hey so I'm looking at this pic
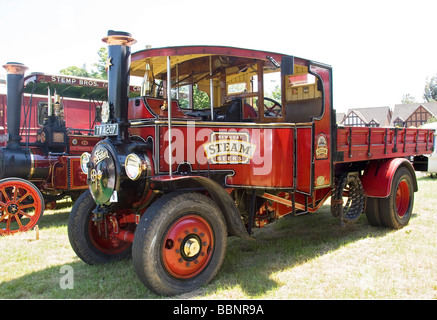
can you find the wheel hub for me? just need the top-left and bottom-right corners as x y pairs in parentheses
(395, 179), (410, 217)
(162, 215), (214, 279)
(183, 237), (201, 258)
(7, 203), (19, 214)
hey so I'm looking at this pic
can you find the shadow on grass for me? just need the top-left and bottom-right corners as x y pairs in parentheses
(38, 204), (72, 229)
(200, 205), (397, 298)
(0, 259), (158, 299)
(2, 202), (401, 299)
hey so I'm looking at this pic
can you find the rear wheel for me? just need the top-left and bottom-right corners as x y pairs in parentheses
(132, 192), (227, 296)
(67, 190), (132, 264)
(0, 178), (44, 235)
(379, 167), (414, 229)
(365, 197), (383, 226)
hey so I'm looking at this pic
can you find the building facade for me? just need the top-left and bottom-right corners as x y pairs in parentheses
(338, 103), (437, 128)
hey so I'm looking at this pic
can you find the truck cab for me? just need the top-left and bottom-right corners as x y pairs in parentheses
(126, 46), (333, 201)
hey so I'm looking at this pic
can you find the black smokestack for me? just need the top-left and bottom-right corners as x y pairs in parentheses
(2, 62), (28, 149)
(102, 30), (136, 140)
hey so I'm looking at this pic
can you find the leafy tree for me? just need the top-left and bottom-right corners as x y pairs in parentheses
(91, 47), (108, 80)
(401, 93), (417, 104)
(424, 75), (437, 102)
(268, 84), (281, 101)
(425, 116), (437, 124)
(178, 85), (210, 109)
(59, 47), (108, 79)
(59, 65), (91, 78)
(193, 86), (210, 109)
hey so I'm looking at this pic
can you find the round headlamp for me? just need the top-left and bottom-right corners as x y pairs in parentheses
(125, 153), (143, 180)
(80, 152), (91, 174)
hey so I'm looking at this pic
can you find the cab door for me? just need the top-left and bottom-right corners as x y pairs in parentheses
(309, 63), (333, 191)
(294, 125), (314, 195)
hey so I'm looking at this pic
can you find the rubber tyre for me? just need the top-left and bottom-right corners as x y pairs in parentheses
(68, 190), (132, 264)
(132, 192), (227, 296)
(379, 167), (414, 229)
(365, 197), (383, 226)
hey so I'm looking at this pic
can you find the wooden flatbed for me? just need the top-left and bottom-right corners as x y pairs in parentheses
(336, 126), (434, 162)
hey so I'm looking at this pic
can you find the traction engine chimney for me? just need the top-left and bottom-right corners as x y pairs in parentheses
(2, 62), (28, 149)
(102, 30), (136, 140)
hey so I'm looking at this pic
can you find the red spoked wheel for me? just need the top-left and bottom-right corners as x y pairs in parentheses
(0, 178), (44, 236)
(162, 215), (214, 279)
(133, 192), (227, 296)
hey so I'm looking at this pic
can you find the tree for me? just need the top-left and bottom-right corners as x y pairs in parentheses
(425, 116), (437, 124)
(59, 65), (91, 78)
(424, 75), (437, 102)
(59, 47), (108, 79)
(401, 93), (417, 104)
(268, 84), (281, 101)
(91, 47), (108, 80)
(177, 85), (210, 109)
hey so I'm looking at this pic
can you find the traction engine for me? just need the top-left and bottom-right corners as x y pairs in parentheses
(0, 63), (100, 235)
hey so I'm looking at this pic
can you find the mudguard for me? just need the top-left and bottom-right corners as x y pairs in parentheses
(150, 175), (252, 240)
(361, 158), (418, 198)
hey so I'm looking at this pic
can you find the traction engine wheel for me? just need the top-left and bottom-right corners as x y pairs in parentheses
(379, 167), (414, 229)
(331, 172), (365, 225)
(67, 190), (132, 264)
(132, 191), (227, 296)
(0, 178), (44, 236)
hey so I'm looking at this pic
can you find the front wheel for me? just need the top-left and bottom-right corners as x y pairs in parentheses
(132, 192), (227, 296)
(67, 190), (132, 264)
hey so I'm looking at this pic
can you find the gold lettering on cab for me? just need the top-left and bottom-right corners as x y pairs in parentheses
(203, 132), (256, 164)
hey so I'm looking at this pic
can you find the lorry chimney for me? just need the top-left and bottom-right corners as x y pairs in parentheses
(102, 30), (136, 140)
(2, 62), (28, 149)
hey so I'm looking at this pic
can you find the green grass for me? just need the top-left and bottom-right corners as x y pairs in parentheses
(1, 173), (437, 299)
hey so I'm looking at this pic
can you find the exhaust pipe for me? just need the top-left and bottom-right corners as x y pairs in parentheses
(0, 62), (34, 180)
(102, 30), (136, 140)
(2, 62), (28, 149)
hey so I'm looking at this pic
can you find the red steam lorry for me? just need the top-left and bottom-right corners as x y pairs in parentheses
(69, 30), (435, 296)
(0, 68), (110, 235)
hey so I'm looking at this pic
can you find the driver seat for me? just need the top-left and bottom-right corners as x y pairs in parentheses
(215, 98), (257, 122)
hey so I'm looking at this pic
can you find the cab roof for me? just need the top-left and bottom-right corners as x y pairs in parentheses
(130, 45), (314, 78)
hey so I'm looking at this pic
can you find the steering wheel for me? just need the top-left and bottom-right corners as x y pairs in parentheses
(263, 97), (282, 117)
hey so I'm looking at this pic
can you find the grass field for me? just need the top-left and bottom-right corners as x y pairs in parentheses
(1, 173), (436, 299)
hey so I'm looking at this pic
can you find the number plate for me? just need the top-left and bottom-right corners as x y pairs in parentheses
(94, 124), (119, 136)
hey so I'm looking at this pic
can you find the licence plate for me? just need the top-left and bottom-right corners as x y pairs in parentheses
(94, 123), (119, 136)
